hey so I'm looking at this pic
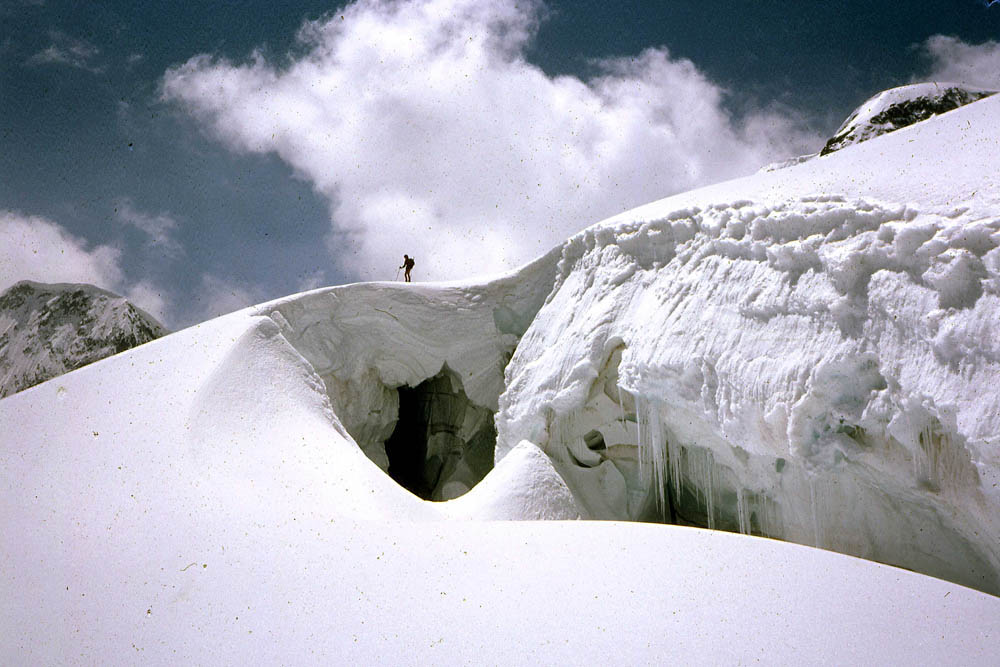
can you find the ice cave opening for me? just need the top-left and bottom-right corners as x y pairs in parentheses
(383, 368), (496, 501)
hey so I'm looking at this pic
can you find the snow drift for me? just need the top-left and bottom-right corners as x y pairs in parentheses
(3, 86), (1000, 661)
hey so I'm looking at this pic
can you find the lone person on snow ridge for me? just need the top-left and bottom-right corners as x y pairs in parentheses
(400, 254), (415, 282)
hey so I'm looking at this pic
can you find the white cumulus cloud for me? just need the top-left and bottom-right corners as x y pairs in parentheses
(162, 0), (820, 282)
(122, 280), (170, 325)
(0, 210), (123, 291)
(186, 274), (261, 324)
(919, 35), (1000, 89)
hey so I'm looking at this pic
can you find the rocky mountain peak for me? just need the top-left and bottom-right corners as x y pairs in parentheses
(0, 281), (167, 398)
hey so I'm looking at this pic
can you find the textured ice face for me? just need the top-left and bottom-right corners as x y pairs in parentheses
(495, 93), (1000, 594)
(497, 195), (1000, 592)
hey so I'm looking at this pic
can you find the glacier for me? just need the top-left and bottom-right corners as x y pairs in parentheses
(498, 90), (1000, 594)
(2, 87), (1000, 662)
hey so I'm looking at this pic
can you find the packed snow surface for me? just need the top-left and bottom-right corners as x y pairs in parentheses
(3, 89), (1000, 661)
(0, 281), (165, 398)
(0, 311), (996, 661)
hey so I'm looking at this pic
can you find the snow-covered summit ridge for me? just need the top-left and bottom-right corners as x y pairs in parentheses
(0, 280), (167, 398)
(760, 82), (995, 172)
(820, 82), (996, 156)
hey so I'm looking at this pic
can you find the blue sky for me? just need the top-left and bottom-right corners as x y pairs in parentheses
(2, 0), (999, 328)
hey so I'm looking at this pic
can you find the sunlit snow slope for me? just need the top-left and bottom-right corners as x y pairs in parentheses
(1, 289), (997, 663)
(2, 89), (1000, 662)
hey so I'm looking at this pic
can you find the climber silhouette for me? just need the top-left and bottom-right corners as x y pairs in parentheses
(399, 254), (415, 282)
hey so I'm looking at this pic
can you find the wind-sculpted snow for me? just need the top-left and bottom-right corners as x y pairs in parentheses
(497, 93), (1000, 594)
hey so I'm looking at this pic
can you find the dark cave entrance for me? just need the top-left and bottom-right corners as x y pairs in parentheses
(383, 369), (496, 501)
(384, 384), (431, 498)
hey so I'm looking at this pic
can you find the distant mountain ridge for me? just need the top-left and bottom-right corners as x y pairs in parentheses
(0, 281), (167, 398)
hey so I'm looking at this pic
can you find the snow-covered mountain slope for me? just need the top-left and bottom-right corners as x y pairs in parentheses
(0, 281), (166, 399)
(0, 307), (996, 663)
(820, 82), (995, 156)
(3, 89), (1000, 661)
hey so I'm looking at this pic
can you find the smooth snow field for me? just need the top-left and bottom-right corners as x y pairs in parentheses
(4, 90), (1000, 663)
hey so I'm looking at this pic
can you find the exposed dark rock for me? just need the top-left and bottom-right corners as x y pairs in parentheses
(820, 85), (995, 156)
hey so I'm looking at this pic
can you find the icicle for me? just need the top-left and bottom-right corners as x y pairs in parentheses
(693, 450), (703, 525)
(705, 450), (715, 530)
(691, 448), (706, 528)
(757, 494), (771, 537)
(634, 394), (646, 486)
(688, 447), (716, 530)
(737, 488), (747, 535)
(630, 394), (671, 520)
(927, 425), (940, 490)
(915, 422), (941, 490)
(668, 437), (682, 504)
(809, 476), (822, 548)
(647, 401), (667, 517)
(737, 488), (758, 536)
(617, 385), (628, 433)
(761, 492), (778, 540)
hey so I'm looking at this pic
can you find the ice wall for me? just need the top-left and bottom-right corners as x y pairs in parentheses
(496, 95), (1000, 594)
